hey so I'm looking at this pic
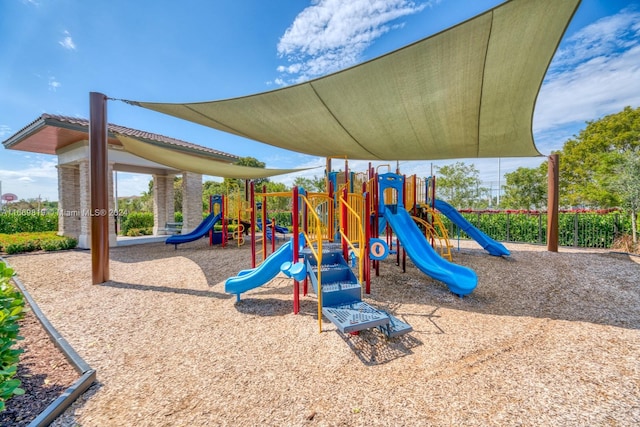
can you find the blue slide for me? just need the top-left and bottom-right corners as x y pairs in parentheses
(165, 212), (221, 247)
(383, 207), (477, 296)
(434, 199), (510, 256)
(257, 219), (289, 241)
(225, 240), (293, 299)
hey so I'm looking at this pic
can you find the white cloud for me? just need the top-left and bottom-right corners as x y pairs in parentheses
(550, 7), (640, 72)
(59, 30), (76, 50)
(267, 4), (640, 186)
(534, 7), (640, 133)
(113, 172), (153, 197)
(276, 0), (433, 84)
(48, 76), (61, 91)
(0, 156), (59, 200)
(0, 125), (11, 138)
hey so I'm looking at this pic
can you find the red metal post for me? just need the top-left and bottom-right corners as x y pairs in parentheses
(262, 185), (267, 256)
(250, 182), (256, 268)
(270, 219), (276, 254)
(292, 186), (300, 314)
(209, 195), (213, 246)
(365, 191), (371, 294)
(342, 187), (348, 260)
(222, 195), (227, 248)
(412, 175), (417, 215)
(90, 92), (109, 285)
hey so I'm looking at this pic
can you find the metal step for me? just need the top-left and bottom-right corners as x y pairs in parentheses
(377, 313), (413, 338)
(322, 301), (390, 334)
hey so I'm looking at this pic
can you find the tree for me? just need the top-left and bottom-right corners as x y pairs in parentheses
(293, 175), (326, 193)
(202, 179), (226, 211)
(501, 163), (547, 210)
(173, 176), (183, 213)
(558, 106), (640, 208)
(609, 150), (640, 244)
(435, 162), (484, 209)
(223, 157), (269, 192)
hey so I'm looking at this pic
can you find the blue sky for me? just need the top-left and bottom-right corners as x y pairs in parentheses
(1, 0), (639, 202)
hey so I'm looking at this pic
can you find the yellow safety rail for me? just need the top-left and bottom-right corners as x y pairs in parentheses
(351, 172), (368, 191)
(405, 175), (427, 209)
(338, 194), (366, 293)
(345, 192), (365, 242)
(382, 186), (397, 205)
(228, 190), (250, 247)
(415, 176), (427, 204)
(305, 192), (334, 241)
(405, 175), (417, 209)
(299, 194), (324, 333)
(411, 215), (453, 261)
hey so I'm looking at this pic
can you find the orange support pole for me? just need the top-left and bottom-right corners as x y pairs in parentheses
(90, 92), (109, 285)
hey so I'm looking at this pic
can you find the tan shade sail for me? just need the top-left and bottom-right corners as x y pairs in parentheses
(132, 0), (580, 161)
(116, 134), (315, 179)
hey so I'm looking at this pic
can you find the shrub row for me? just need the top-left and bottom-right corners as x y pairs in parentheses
(0, 212), (58, 234)
(441, 211), (632, 248)
(119, 212), (154, 236)
(119, 212), (183, 235)
(0, 262), (25, 412)
(0, 233), (78, 255)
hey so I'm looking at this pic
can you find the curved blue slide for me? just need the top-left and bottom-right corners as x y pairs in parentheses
(225, 240), (293, 299)
(383, 208), (477, 296)
(257, 219), (289, 241)
(165, 212), (221, 247)
(434, 199), (510, 257)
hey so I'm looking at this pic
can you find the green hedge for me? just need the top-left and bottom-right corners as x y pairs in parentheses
(441, 210), (632, 249)
(120, 212), (154, 235)
(0, 212), (58, 234)
(0, 232), (77, 254)
(0, 262), (25, 412)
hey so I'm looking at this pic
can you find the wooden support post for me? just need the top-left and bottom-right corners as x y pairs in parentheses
(90, 92), (109, 284)
(547, 154), (559, 252)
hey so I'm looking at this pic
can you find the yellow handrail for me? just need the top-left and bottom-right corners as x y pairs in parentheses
(411, 210), (453, 261)
(305, 192), (334, 241)
(338, 194), (365, 294)
(299, 194), (324, 333)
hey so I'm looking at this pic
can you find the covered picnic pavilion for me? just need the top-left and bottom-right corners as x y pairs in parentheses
(2, 114), (303, 248)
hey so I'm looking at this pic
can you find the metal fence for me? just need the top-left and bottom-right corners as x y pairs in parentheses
(440, 210), (632, 249)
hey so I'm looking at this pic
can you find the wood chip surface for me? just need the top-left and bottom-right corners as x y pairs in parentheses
(5, 239), (640, 426)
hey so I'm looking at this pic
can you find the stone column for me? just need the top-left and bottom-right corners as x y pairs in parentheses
(77, 159), (91, 249)
(57, 163), (81, 239)
(181, 172), (202, 234)
(153, 174), (175, 235)
(107, 162), (117, 247)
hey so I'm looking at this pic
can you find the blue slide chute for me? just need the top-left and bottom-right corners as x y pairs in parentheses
(434, 199), (510, 256)
(165, 212), (221, 247)
(225, 240), (293, 299)
(257, 218), (289, 241)
(383, 207), (477, 296)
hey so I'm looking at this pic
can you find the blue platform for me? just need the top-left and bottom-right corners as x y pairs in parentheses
(303, 243), (412, 337)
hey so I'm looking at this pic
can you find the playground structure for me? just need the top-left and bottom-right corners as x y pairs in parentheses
(225, 163), (510, 335)
(165, 195), (230, 249)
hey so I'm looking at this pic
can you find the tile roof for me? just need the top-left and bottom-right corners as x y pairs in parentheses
(3, 113), (240, 162)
